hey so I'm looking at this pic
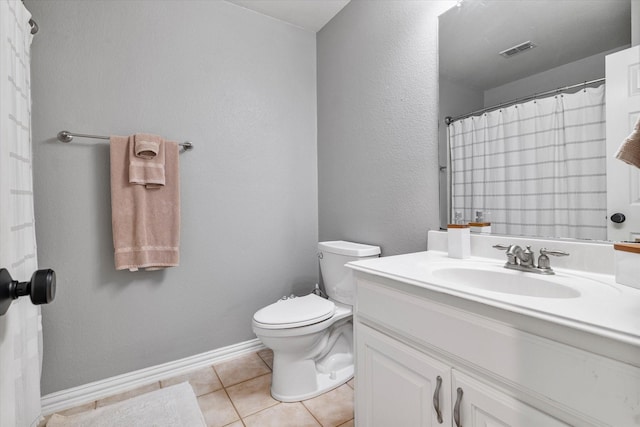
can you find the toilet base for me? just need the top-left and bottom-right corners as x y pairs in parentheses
(271, 364), (353, 402)
(266, 317), (354, 402)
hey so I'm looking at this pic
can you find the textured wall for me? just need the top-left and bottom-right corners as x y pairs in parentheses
(633, 0), (640, 46)
(26, 0), (318, 394)
(317, 0), (454, 256)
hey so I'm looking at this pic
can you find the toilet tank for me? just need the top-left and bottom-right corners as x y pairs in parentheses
(318, 241), (380, 305)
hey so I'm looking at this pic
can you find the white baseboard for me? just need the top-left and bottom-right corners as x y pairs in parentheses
(41, 338), (265, 415)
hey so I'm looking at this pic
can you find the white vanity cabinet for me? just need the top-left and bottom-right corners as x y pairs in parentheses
(357, 324), (567, 427)
(450, 371), (568, 427)
(356, 323), (452, 426)
(352, 271), (640, 427)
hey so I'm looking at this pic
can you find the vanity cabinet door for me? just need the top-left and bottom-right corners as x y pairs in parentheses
(451, 371), (570, 427)
(356, 323), (451, 427)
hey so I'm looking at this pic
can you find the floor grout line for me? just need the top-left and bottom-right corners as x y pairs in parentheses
(217, 366), (278, 425)
(300, 400), (325, 427)
(220, 385), (243, 427)
(223, 371), (272, 391)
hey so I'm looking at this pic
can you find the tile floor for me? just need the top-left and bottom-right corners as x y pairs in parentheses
(42, 348), (355, 427)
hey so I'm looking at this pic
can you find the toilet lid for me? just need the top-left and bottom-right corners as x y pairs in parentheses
(253, 294), (336, 329)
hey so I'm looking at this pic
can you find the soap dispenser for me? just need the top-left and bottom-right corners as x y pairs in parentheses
(469, 210), (492, 234)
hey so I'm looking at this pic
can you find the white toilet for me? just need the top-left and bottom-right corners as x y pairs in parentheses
(252, 240), (380, 402)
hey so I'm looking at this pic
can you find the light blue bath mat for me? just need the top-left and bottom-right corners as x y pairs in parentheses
(46, 382), (206, 427)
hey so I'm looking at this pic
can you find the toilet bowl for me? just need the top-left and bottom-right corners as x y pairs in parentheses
(252, 240), (380, 402)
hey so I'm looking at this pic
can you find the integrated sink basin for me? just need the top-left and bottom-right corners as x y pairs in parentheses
(431, 266), (582, 298)
(347, 245), (636, 365)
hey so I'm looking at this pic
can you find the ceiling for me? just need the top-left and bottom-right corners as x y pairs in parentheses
(226, 0), (351, 32)
(439, 0), (631, 90)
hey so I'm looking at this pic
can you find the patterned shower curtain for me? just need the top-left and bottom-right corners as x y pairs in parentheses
(0, 1), (42, 425)
(449, 85), (607, 240)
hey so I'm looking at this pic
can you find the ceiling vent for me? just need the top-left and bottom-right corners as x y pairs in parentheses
(499, 41), (536, 58)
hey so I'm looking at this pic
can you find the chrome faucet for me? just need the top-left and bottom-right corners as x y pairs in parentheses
(493, 244), (569, 275)
(536, 248), (570, 273)
(507, 245), (534, 267)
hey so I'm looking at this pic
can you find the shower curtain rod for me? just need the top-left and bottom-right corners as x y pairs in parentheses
(56, 131), (194, 151)
(444, 77), (605, 125)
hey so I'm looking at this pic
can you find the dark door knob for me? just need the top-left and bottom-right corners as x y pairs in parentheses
(611, 213), (626, 224)
(0, 268), (56, 316)
(28, 269), (56, 305)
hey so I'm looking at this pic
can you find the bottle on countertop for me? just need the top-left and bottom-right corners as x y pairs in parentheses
(448, 211), (470, 259)
(469, 210), (491, 234)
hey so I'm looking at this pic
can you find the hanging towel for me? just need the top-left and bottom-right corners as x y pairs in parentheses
(129, 133), (165, 188)
(615, 115), (640, 169)
(134, 133), (161, 159)
(110, 135), (180, 271)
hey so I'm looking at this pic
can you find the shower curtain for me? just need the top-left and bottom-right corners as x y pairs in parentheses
(0, 1), (42, 426)
(449, 85), (606, 240)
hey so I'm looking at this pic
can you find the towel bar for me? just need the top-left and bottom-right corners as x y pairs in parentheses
(57, 130), (194, 151)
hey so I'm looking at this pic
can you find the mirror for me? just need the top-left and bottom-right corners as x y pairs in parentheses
(438, 0), (633, 241)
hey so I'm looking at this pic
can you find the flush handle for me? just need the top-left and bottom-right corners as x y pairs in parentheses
(454, 387), (463, 427)
(432, 375), (443, 424)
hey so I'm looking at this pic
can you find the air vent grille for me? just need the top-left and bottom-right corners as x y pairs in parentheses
(499, 41), (536, 58)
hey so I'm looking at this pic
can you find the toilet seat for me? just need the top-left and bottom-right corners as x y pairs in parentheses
(253, 294), (336, 329)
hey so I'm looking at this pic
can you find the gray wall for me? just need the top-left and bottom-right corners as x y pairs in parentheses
(484, 47), (627, 107)
(26, 0), (318, 395)
(633, 0), (640, 46)
(317, 0), (453, 256)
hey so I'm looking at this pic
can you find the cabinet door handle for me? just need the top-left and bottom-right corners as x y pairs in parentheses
(432, 375), (443, 424)
(454, 387), (463, 427)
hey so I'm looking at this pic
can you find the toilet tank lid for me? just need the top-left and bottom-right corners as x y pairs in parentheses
(318, 241), (381, 257)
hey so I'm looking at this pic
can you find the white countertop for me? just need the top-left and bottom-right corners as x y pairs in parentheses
(347, 250), (640, 350)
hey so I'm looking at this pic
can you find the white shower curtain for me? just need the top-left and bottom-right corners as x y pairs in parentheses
(0, 1), (43, 426)
(450, 85), (606, 240)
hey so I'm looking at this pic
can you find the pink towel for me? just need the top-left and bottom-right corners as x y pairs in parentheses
(616, 115), (640, 169)
(110, 135), (180, 271)
(129, 133), (165, 189)
(134, 133), (160, 159)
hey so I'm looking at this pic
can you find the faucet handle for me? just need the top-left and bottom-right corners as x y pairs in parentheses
(493, 244), (518, 265)
(537, 248), (570, 271)
(492, 244), (511, 251)
(540, 248), (570, 257)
